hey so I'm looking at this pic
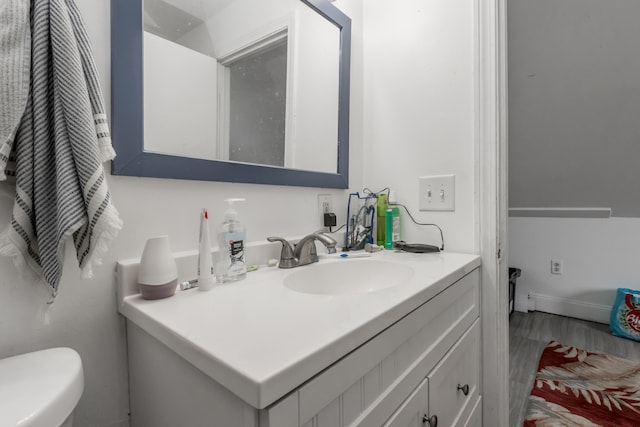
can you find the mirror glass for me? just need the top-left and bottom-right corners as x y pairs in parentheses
(111, 0), (351, 188)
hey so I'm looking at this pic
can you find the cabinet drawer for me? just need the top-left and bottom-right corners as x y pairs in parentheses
(427, 320), (480, 427)
(383, 378), (429, 427)
(463, 396), (482, 427)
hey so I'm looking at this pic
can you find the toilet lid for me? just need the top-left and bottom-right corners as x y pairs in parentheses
(0, 347), (84, 427)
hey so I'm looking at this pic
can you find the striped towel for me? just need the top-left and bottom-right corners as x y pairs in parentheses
(0, 0), (122, 298)
(0, 0), (30, 180)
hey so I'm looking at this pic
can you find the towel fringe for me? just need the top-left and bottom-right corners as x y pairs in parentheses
(0, 227), (58, 307)
(98, 143), (116, 163)
(37, 289), (56, 325)
(38, 302), (53, 325)
(80, 206), (123, 280)
(0, 227), (35, 280)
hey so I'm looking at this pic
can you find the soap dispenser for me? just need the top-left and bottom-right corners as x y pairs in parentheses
(216, 198), (247, 283)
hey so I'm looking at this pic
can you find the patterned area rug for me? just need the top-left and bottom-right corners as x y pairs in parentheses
(524, 341), (640, 426)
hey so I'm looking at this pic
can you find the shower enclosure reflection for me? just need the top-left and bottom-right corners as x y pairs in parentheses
(142, 0), (339, 173)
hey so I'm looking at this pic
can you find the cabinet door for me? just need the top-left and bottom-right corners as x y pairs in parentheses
(383, 378), (429, 427)
(427, 321), (480, 427)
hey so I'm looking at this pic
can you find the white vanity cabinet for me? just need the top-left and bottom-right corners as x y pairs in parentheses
(262, 268), (481, 427)
(120, 253), (481, 427)
(382, 322), (480, 427)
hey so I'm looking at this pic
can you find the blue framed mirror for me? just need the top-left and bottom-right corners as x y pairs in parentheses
(110, 0), (350, 188)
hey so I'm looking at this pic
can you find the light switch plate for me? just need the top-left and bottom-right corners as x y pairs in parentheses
(418, 175), (455, 211)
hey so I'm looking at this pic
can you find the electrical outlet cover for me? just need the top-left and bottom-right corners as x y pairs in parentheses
(551, 259), (563, 275)
(317, 194), (333, 227)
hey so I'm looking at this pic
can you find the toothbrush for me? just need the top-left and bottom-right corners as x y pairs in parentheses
(339, 253), (372, 258)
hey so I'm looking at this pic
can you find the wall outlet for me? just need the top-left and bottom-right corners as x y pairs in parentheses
(551, 259), (563, 275)
(318, 194), (333, 226)
(418, 175), (455, 211)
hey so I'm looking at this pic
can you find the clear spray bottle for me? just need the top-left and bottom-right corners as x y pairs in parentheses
(216, 198), (246, 283)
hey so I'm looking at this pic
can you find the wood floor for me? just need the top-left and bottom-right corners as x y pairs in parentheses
(508, 310), (640, 426)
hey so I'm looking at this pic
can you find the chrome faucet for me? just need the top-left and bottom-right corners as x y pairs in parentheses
(295, 233), (338, 265)
(267, 233), (337, 268)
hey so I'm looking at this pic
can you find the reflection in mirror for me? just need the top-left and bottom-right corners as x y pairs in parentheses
(141, 0), (339, 173)
(111, 0), (350, 188)
(227, 37), (288, 166)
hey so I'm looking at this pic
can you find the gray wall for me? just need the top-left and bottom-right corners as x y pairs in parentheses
(508, 0), (640, 217)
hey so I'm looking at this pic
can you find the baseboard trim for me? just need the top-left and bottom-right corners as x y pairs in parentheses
(530, 293), (611, 324)
(514, 294), (530, 313)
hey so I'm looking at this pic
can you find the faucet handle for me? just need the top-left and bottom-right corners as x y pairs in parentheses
(267, 237), (297, 269)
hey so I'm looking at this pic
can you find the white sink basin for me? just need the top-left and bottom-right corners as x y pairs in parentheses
(283, 259), (415, 295)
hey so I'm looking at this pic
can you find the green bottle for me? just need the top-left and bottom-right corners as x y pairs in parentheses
(385, 207), (400, 249)
(376, 194), (387, 246)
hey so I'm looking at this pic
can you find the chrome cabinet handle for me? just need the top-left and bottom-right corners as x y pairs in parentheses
(422, 414), (438, 426)
(457, 383), (470, 396)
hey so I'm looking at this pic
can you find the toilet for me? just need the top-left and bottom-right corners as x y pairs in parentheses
(0, 347), (84, 427)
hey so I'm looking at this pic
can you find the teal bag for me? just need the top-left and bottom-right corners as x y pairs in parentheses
(610, 288), (640, 342)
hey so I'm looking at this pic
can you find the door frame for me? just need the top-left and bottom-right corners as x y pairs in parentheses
(476, 0), (509, 425)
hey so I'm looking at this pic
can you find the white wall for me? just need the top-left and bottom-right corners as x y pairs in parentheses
(0, 1), (363, 426)
(362, 0), (477, 253)
(509, 217), (640, 324)
(509, 0), (640, 217)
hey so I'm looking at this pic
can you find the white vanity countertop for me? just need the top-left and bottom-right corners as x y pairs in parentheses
(119, 250), (480, 409)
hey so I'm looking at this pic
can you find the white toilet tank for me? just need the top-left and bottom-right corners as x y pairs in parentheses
(0, 347), (84, 427)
